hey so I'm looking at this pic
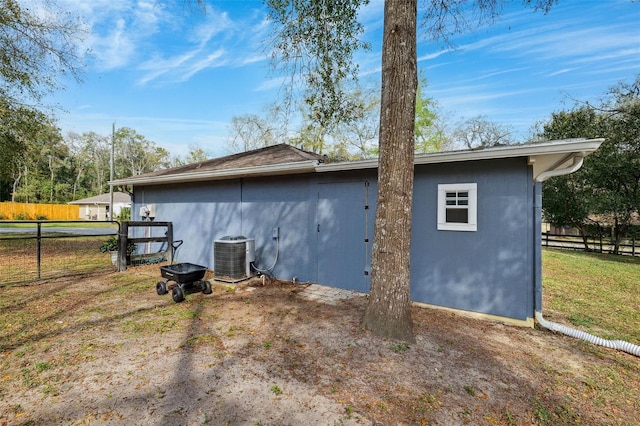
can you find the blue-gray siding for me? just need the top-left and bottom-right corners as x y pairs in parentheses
(132, 157), (535, 321)
(411, 159), (534, 320)
(316, 173), (377, 293)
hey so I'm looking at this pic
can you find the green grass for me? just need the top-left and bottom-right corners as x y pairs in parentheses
(542, 248), (640, 344)
(0, 236), (115, 285)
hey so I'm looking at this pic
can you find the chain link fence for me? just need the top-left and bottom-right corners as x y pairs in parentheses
(0, 221), (119, 286)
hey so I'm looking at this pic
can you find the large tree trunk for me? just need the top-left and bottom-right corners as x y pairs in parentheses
(361, 0), (417, 343)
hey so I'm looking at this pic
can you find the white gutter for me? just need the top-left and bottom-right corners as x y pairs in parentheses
(415, 139), (602, 166)
(534, 150), (640, 357)
(317, 138), (604, 173)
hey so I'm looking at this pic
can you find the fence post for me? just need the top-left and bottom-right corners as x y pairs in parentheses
(118, 221), (128, 272)
(36, 222), (42, 280)
(167, 222), (174, 263)
(599, 234), (603, 253)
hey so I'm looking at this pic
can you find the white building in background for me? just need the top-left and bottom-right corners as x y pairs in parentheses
(68, 192), (131, 220)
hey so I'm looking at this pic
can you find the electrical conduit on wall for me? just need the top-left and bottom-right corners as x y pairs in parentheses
(535, 154), (640, 357)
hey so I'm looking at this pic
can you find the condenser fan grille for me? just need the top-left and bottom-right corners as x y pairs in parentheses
(213, 237), (255, 282)
(214, 241), (246, 278)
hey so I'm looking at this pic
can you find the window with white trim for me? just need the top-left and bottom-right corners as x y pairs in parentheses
(437, 183), (477, 231)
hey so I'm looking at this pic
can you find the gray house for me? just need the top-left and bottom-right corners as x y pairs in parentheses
(111, 139), (603, 326)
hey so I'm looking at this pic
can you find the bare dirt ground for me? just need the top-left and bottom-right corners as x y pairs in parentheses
(0, 264), (638, 425)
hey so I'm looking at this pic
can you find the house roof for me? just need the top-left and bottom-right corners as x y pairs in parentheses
(589, 212), (640, 227)
(68, 191), (131, 205)
(130, 144), (325, 179)
(109, 139), (604, 187)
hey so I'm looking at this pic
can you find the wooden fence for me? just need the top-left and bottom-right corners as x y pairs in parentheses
(542, 232), (638, 257)
(0, 202), (78, 220)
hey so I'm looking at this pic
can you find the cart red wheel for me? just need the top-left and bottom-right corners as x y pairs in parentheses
(202, 280), (212, 295)
(156, 281), (167, 295)
(172, 286), (185, 303)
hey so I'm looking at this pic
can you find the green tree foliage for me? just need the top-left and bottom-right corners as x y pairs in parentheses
(1, 0), (84, 201)
(542, 174), (595, 250)
(0, 102), (64, 202)
(227, 72), (443, 160)
(1, 124), (170, 203)
(414, 72), (444, 153)
(537, 108), (600, 247)
(539, 76), (640, 253)
(182, 144), (210, 163)
(265, 0), (370, 130)
(114, 127), (171, 177)
(11, 123), (71, 203)
(0, 100), (34, 199)
(170, 144), (214, 166)
(226, 87), (382, 159)
(291, 117), (328, 154)
(331, 86), (380, 159)
(0, 0), (84, 108)
(66, 131), (111, 198)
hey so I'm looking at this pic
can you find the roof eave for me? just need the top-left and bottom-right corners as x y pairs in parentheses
(315, 138), (604, 173)
(416, 138), (604, 165)
(109, 160), (319, 187)
(110, 138), (604, 186)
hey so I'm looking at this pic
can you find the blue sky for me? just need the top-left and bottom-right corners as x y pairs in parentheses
(44, 0), (639, 158)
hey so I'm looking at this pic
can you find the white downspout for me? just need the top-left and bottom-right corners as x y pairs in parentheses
(535, 154), (640, 357)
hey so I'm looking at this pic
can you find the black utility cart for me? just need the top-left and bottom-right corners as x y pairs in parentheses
(156, 263), (212, 303)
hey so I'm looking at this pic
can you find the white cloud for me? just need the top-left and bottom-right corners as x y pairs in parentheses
(91, 18), (136, 70)
(178, 49), (228, 82)
(239, 53), (268, 66)
(418, 49), (454, 63)
(358, 0), (385, 34)
(137, 51), (199, 85)
(436, 85), (539, 106)
(54, 0), (173, 71)
(255, 76), (287, 92)
(122, 6), (269, 85)
(189, 11), (233, 45)
(547, 68), (577, 77)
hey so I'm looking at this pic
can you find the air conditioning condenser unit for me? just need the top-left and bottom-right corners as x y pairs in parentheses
(213, 236), (255, 283)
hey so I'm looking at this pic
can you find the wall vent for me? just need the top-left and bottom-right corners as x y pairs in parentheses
(213, 236), (255, 283)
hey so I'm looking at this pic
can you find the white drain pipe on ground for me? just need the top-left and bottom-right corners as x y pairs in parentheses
(535, 153), (640, 357)
(534, 312), (640, 356)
